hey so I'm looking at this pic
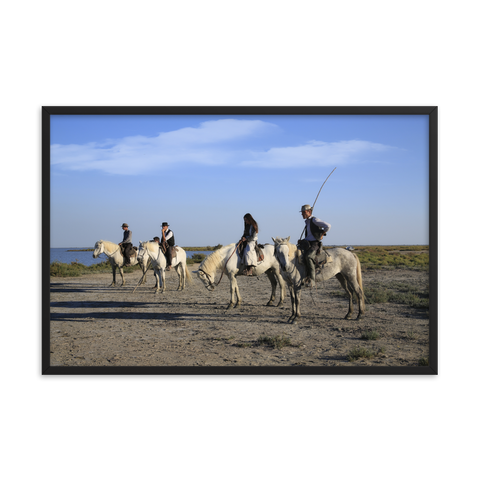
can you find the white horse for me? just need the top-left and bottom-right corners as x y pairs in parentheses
(93, 239), (145, 287)
(195, 243), (285, 310)
(137, 241), (191, 293)
(272, 236), (365, 324)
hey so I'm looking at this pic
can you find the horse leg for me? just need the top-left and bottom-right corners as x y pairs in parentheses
(227, 275), (242, 309)
(265, 268), (277, 306)
(348, 277), (365, 320)
(175, 264), (183, 291)
(226, 277), (235, 310)
(336, 273), (354, 319)
(289, 287), (301, 324)
(119, 267), (125, 287)
(153, 269), (160, 291)
(110, 264), (116, 286)
(141, 264), (147, 284)
(275, 269), (285, 307)
(160, 269), (166, 293)
(287, 285), (296, 323)
(154, 269), (165, 294)
(234, 276), (242, 308)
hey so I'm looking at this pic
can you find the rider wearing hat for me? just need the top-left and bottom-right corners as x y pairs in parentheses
(161, 222), (175, 270)
(298, 205), (331, 288)
(119, 223), (134, 267)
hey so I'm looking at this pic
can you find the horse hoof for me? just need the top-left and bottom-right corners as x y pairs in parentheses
(276, 301), (284, 307)
(266, 301), (274, 307)
(226, 304), (233, 310)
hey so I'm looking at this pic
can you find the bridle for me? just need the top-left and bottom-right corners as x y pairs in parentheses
(274, 243), (295, 274)
(198, 268), (216, 289)
(139, 242), (161, 266)
(96, 242), (121, 259)
(199, 242), (241, 288)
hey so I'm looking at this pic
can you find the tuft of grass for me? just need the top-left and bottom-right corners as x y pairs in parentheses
(418, 357), (429, 366)
(257, 335), (292, 349)
(361, 329), (380, 341)
(347, 346), (385, 362)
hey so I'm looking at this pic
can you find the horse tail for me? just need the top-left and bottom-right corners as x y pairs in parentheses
(353, 253), (364, 292)
(185, 263), (192, 283)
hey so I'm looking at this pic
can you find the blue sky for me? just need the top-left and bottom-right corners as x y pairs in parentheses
(50, 114), (429, 248)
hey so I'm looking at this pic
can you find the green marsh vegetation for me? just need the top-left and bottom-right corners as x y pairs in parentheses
(50, 260), (140, 277)
(335, 245), (429, 270)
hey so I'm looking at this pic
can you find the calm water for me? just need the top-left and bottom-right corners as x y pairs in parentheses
(50, 248), (211, 266)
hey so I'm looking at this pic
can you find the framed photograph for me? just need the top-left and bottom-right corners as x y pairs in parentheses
(43, 106), (437, 375)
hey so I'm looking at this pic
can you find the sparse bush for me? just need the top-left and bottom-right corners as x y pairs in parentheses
(419, 357), (429, 366)
(257, 335), (292, 349)
(347, 346), (385, 362)
(186, 253), (207, 265)
(50, 260), (135, 277)
(361, 329), (380, 341)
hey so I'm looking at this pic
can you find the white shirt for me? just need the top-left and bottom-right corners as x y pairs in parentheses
(305, 216), (331, 241)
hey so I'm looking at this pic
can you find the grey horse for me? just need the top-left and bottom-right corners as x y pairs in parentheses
(272, 236), (365, 324)
(195, 243), (285, 310)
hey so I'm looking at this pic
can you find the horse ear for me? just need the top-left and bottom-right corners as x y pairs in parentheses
(287, 236), (290, 243)
(271, 237), (276, 243)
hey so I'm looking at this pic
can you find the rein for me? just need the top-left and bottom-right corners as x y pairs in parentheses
(215, 242), (241, 286)
(198, 268), (216, 289)
(200, 243), (240, 288)
(99, 243), (121, 258)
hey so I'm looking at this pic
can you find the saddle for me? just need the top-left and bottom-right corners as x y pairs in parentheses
(120, 244), (137, 257)
(298, 242), (332, 267)
(160, 242), (177, 259)
(256, 243), (265, 262)
(314, 247), (332, 268)
(238, 241), (264, 262)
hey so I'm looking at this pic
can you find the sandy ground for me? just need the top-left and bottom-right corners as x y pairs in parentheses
(49, 263), (430, 370)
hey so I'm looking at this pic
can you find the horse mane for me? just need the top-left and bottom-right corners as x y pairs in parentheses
(143, 241), (158, 254)
(198, 243), (236, 275)
(98, 240), (118, 248)
(273, 237), (301, 262)
(285, 241), (300, 262)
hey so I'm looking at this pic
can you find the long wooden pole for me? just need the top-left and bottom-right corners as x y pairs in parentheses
(299, 167), (336, 242)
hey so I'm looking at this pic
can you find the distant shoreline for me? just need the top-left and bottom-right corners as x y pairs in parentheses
(66, 246), (222, 252)
(64, 244), (428, 252)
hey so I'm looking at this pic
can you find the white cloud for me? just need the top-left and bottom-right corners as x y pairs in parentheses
(240, 140), (394, 168)
(51, 119), (278, 175)
(51, 120), (394, 175)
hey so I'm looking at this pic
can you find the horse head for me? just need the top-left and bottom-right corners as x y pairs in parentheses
(196, 268), (216, 291)
(272, 236), (294, 273)
(93, 240), (104, 258)
(137, 241), (150, 266)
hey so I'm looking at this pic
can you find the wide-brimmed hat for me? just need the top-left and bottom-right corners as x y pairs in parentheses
(161, 222), (169, 227)
(121, 223), (129, 228)
(300, 205), (312, 212)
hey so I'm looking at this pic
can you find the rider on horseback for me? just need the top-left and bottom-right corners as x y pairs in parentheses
(119, 223), (134, 267)
(161, 222), (175, 271)
(297, 205), (331, 288)
(240, 213), (259, 276)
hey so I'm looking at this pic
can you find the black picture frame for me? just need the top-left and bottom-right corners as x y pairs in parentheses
(40, 104), (439, 375)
